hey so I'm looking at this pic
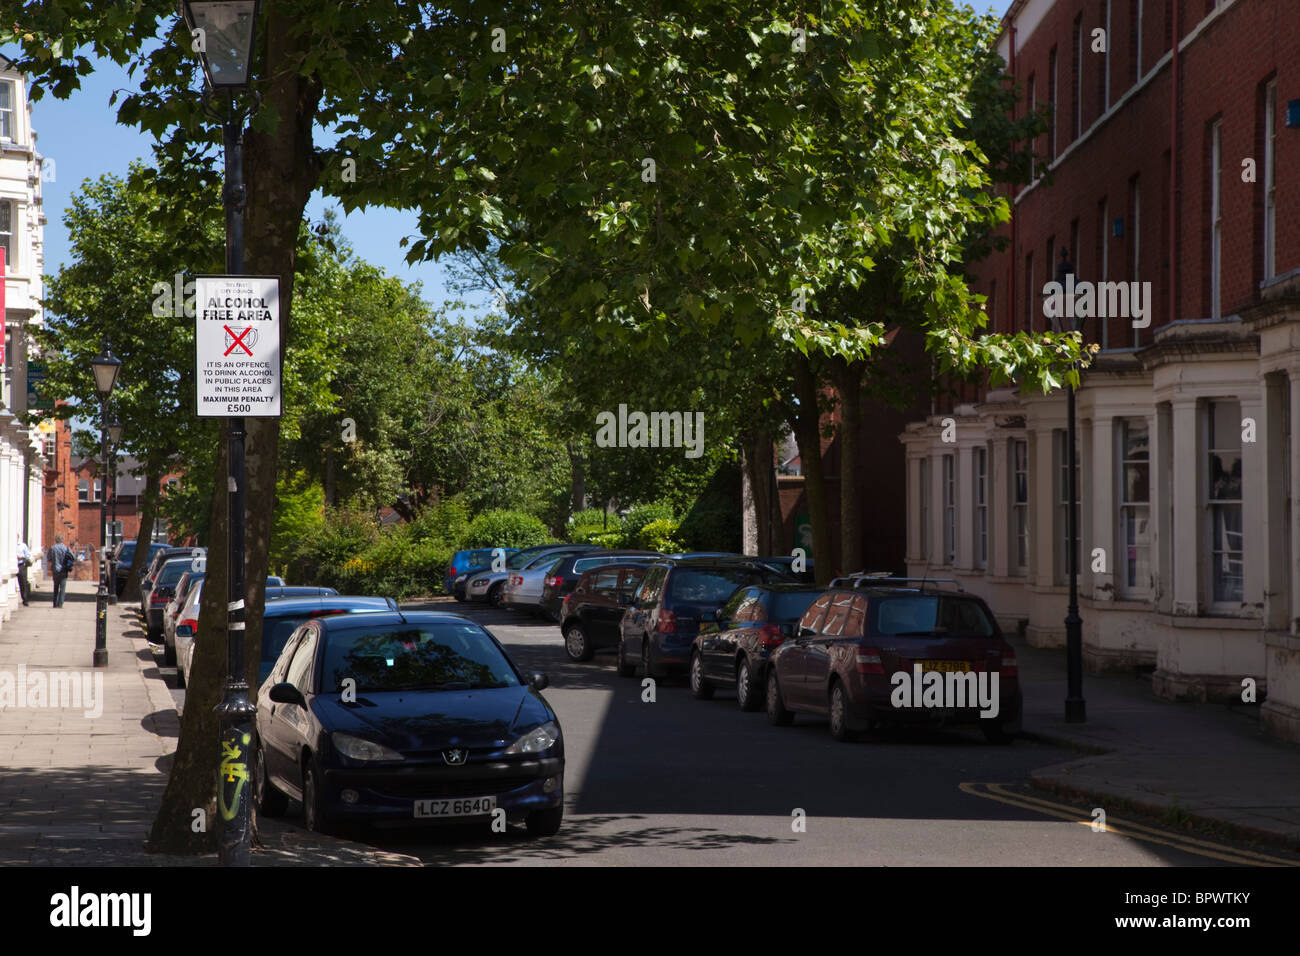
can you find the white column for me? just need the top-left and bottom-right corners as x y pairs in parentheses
(1091, 416), (1116, 601)
(991, 437), (1011, 578)
(1171, 399), (1200, 615)
(0, 439), (12, 621)
(1241, 389), (1267, 616)
(1291, 377), (1300, 633)
(1032, 427), (1054, 587)
(956, 443), (974, 571)
(1151, 402), (1173, 613)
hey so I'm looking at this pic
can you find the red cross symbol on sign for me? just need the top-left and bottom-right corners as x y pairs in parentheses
(223, 325), (255, 356)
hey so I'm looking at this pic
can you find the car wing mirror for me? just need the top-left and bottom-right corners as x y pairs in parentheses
(799, 626), (817, 640)
(268, 682), (306, 706)
(530, 672), (550, 691)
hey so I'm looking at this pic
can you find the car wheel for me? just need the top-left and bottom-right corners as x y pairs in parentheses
(526, 804), (564, 838)
(453, 591), (467, 603)
(176, 657), (187, 689)
(564, 623), (594, 662)
(766, 670), (794, 726)
(616, 640), (636, 678)
(254, 742), (288, 818)
(302, 759), (334, 834)
(689, 652), (714, 699)
(488, 584), (505, 609)
(736, 657), (763, 712)
(828, 681), (852, 742)
(981, 721), (1014, 745)
(642, 641), (659, 679)
(162, 638), (176, 666)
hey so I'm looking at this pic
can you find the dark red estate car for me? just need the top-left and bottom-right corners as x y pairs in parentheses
(765, 584), (1022, 744)
(558, 563), (652, 662)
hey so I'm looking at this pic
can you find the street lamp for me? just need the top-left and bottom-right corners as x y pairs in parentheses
(1052, 248), (1087, 723)
(107, 416), (122, 606)
(90, 343), (120, 668)
(181, 0), (260, 868)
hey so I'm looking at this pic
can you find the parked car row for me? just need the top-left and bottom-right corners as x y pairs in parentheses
(555, 559), (1023, 745)
(137, 545), (567, 839)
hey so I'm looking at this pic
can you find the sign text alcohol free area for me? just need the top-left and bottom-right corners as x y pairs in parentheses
(194, 274), (282, 418)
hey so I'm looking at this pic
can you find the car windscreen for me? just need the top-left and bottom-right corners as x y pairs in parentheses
(506, 550), (541, 569)
(467, 549), (496, 567)
(770, 590), (823, 621)
(871, 596), (996, 637)
(319, 623), (522, 693)
(157, 563), (192, 586)
(263, 616), (309, 662)
(668, 568), (769, 604)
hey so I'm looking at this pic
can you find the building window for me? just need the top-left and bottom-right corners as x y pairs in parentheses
(1025, 252), (1034, 333)
(1210, 119), (1222, 319)
(1013, 439), (1029, 572)
(1205, 400), (1243, 605)
(107, 520), (123, 547)
(1134, 0), (1144, 81)
(1102, 0), (1112, 110)
(1130, 176), (1141, 346)
(1118, 419), (1151, 597)
(1055, 430), (1080, 585)
(919, 458), (929, 561)
(1098, 197), (1109, 348)
(92, 478), (102, 502)
(974, 446), (988, 569)
(1027, 73), (1036, 181)
(1264, 81), (1276, 282)
(78, 479), (89, 502)
(1048, 47), (1058, 160)
(1073, 15), (1083, 138)
(943, 454), (956, 565)
(0, 80), (13, 141)
(151, 518), (170, 544)
(0, 200), (12, 270)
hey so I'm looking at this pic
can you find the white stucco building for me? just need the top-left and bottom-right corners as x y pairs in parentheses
(0, 56), (49, 616)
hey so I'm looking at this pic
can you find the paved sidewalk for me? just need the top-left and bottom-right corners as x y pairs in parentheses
(0, 579), (417, 865)
(1016, 635), (1300, 850)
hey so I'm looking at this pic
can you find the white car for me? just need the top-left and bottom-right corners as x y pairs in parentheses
(175, 580), (204, 688)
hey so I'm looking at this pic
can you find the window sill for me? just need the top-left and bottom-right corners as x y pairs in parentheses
(1154, 611), (1262, 629)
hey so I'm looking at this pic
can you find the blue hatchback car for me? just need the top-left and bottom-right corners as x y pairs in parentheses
(444, 548), (516, 600)
(253, 610), (564, 837)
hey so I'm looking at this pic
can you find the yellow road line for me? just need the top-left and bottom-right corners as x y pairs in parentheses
(958, 781), (1298, 867)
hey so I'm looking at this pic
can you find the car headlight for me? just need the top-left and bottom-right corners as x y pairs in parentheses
(332, 732), (405, 762)
(504, 721), (559, 754)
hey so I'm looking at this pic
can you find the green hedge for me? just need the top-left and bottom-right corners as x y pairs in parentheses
(463, 509), (551, 549)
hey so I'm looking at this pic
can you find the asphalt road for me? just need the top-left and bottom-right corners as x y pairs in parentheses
(157, 600), (1285, 866)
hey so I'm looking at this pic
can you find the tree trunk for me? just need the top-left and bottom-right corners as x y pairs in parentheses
(123, 465), (162, 602)
(568, 443), (585, 516)
(832, 357), (865, 576)
(790, 356), (833, 585)
(147, 4), (324, 854)
(742, 430), (778, 555)
(147, 440), (227, 853)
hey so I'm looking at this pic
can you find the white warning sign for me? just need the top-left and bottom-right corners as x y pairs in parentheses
(194, 274), (282, 418)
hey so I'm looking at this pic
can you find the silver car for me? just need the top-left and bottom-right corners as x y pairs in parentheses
(466, 546), (597, 607)
(502, 555), (566, 613)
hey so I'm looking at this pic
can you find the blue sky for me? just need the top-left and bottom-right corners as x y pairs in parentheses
(19, 0), (1014, 310)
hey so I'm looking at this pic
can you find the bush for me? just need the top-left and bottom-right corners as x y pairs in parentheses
(589, 530), (628, 549)
(409, 496), (471, 546)
(568, 508), (613, 528)
(464, 509), (551, 549)
(621, 501), (677, 541)
(635, 517), (685, 553)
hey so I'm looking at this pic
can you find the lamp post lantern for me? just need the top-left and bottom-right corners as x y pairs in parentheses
(1053, 248), (1087, 723)
(181, 0), (260, 867)
(90, 343), (120, 668)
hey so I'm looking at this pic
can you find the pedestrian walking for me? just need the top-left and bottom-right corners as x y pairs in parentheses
(48, 535), (75, 608)
(16, 537), (32, 606)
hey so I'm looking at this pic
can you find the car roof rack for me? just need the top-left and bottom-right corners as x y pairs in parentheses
(829, 574), (966, 593)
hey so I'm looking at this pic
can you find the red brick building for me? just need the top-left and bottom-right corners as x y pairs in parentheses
(42, 417), (183, 580)
(900, 0), (1300, 742)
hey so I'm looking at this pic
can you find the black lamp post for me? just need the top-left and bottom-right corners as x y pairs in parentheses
(1052, 248), (1087, 723)
(90, 343), (121, 668)
(181, 0), (259, 867)
(107, 416), (122, 605)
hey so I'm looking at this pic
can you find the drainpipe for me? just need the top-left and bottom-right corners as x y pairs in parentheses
(1169, 0), (1180, 327)
(1010, 23), (1018, 335)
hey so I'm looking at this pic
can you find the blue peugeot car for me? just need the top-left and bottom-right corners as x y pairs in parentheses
(253, 610), (564, 837)
(444, 548), (516, 600)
